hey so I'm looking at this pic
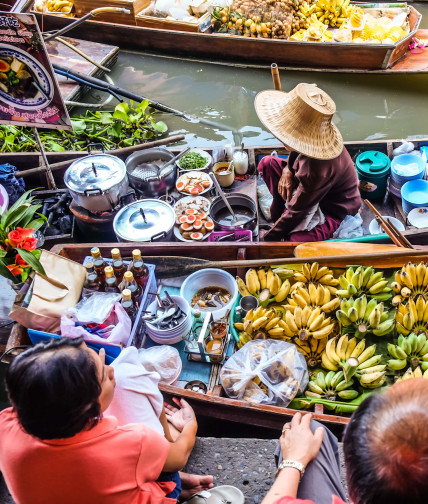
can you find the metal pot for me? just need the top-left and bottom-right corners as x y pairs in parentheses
(209, 193), (257, 233)
(64, 149), (129, 213)
(125, 148), (177, 197)
(113, 199), (175, 242)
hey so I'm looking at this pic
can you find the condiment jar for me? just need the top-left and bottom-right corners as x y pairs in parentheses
(232, 151), (249, 175)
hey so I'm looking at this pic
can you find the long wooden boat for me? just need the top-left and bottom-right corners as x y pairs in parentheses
(12, 0), (427, 73)
(6, 137), (428, 247)
(1, 242), (423, 436)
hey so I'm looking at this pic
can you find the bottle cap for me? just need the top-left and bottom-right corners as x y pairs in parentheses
(194, 310), (201, 318)
(111, 248), (121, 259)
(124, 271), (134, 282)
(104, 266), (114, 277)
(85, 261), (94, 271)
(122, 289), (132, 301)
(132, 249), (142, 260)
(90, 247), (100, 258)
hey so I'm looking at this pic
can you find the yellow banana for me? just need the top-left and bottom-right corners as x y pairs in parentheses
(236, 276), (250, 297)
(245, 268), (260, 295)
(274, 280), (290, 303)
(257, 268), (267, 290)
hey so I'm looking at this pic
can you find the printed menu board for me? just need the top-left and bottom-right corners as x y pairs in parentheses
(0, 12), (71, 129)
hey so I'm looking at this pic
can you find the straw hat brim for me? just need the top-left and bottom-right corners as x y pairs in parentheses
(255, 90), (343, 160)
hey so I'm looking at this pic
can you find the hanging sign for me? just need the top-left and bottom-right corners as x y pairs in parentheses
(0, 12), (71, 129)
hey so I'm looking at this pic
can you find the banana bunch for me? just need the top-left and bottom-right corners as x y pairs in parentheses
(387, 333), (428, 372)
(391, 262), (428, 305)
(282, 305), (336, 341)
(395, 296), (428, 336)
(234, 306), (287, 347)
(322, 334), (387, 388)
(306, 370), (359, 401)
(337, 266), (392, 301)
(313, 0), (350, 28)
(336, 295), (394, 338)
(396, 366), (428, 382)
(293, 263), (339, 295)
(283, 283), (340, 315)
(294, 337), (327, 368)
(236, 267), (294, 305)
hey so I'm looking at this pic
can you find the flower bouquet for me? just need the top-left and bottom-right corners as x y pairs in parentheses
(0, 190), (46, 284)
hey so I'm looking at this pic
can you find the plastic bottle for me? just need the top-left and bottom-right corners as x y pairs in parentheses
(104, 266), (120, 293)
(121, 271), (141, 301)
(90, 247), (107, 281)
(111, 248), (126, 283)
(82, 262), (101, 297)
(130, 249), (149, 289)
(121, 289), (137, 321)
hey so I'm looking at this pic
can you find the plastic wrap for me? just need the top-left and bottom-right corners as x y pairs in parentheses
(220, 339), (308, 406)
(138, 346), (182, 384)
(332, 213), (363, 239)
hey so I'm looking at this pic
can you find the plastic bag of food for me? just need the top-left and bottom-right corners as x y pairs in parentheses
(138, 346), (182, 384)
(220, 339), (308, 406)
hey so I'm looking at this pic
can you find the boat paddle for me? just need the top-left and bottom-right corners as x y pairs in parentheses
(52, 63), (238, 132)
(131, 247), (428, 278)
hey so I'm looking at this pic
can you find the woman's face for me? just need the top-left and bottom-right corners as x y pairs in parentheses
(85, 345), (116, 413)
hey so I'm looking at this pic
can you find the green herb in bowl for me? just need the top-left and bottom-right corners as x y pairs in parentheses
(179, 151), (209, 170)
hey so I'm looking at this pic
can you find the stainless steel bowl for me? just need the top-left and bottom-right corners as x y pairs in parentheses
(209, 193), (257, 233)
(125, 148), (176, 197)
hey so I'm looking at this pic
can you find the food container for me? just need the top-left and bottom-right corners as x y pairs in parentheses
(145, 295), (191, 344)
(177, 149), (212, 172)
(113, 199), (175, 242)
(391, 154), (425, 188)
(125, 148), (176, 198)
(401, 179), (428, 215)
(209, 193), (257, 233)
(232, 151), (249, 175)
(212, 162), (235, 188)
(65, 151), (129, 213)
(180, 268), (238, 319)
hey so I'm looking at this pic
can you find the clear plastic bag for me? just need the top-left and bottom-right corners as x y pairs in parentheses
(220, 339), (308, 406)
(138, 346), (182, 384)
(332, 213), (363, 239)
(67, 292), (121, 324)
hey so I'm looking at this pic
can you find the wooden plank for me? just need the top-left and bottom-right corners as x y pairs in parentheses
(45, 37), (119, 102)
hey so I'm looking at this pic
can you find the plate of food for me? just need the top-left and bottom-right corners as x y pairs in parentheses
(174, 198), (215, 242)
(176, 149), (212, 172)
(0, 44), (54, 109)
(176, 171), (212, 195)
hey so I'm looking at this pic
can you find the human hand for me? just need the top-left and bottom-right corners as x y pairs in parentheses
(164, 398), (197, 432)
(278, 167), (294, 202)
(280, 413), (324, 467)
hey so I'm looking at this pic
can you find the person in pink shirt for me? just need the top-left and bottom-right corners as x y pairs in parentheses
(0, 336), (213, 504)
(262, 379), (428, 504)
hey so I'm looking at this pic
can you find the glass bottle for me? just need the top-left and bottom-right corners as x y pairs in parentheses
(91, 247), (106, 281)
(121, 271), (141, 301)
(121, 289), (137, 320)
(111, 248), (126, 283)
(104, 266), (120, 293)
(82, 262), (101, 297)
(185, 310), (204, 351)
(130, 249), (149, 289)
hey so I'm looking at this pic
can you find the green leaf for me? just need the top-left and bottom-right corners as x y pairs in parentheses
(152, 121), (168, 133)
(0, 249), (7, 258)
(100, 112), (113, 125)
(71, 119), (87, 134)
(46, 142), (65, 152)
(0, 259), (19, 283)
(113, 102), (130, 123)
(27, 217), (46, 232)
(2, 205), (31, 232)
(16, 249), (46, 276)
(20, 267), (30, 283)
(123, 138), (134, 147)
(19, 204), (43, 228)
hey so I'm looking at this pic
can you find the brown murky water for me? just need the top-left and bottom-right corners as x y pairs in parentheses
(89, 3), (428, 147)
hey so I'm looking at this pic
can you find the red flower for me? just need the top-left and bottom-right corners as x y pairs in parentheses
(7, 230), (24, 248)
(15, 254), (29, 267)
(16, 227), (34, 239)
(7, 264), (24, 276)
(22, 237), (37, 251)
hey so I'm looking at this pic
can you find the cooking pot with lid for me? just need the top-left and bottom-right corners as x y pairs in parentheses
(64, 144), (129, 213)
(113, 199), (175, 242)
(209, 193), (257, 233)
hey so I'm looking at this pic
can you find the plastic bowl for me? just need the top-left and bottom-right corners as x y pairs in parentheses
(391, 154), (425, 187)
(177, 149), (212, 172)
(369, 216), (405, 235)
(401, 179), (428, 215)
(180, 268), (238, 319)
(145, 295), (191, 343)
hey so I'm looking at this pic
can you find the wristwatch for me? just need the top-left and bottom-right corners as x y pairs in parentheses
(275, 459), (306, 480)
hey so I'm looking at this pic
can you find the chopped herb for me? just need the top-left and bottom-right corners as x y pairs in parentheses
(179, 151), (208, 170)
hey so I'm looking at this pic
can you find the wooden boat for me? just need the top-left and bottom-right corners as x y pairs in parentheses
(12, 0), (427, 73)
(6, 136), (428, 247)
(3, 242), (427, 436)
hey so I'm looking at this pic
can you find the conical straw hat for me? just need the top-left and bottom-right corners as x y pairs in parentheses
(254, 83), (343, 160)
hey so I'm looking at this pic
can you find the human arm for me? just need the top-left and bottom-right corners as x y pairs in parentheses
(262, 413), (324, 504)
(159, 407), (174, 442)
(264, 158), (333, 241)
(162, 399), (198, 472)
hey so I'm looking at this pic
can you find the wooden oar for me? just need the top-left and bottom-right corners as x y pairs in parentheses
(140, 248), (428, 277)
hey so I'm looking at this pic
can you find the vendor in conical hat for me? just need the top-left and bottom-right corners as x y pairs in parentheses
(255, 83), (361, 242)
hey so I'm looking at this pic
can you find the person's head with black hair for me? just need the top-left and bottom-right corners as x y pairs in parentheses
(343, 378), (428, 504)
(5, 336), (115, 440)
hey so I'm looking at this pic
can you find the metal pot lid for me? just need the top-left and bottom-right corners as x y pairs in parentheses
(113, 199), (175, 241)
(65, 154), (126, 193)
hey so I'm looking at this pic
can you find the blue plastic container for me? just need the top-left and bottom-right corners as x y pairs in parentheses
(391, 154), (425, 188)
(401, 179), (428, 215)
